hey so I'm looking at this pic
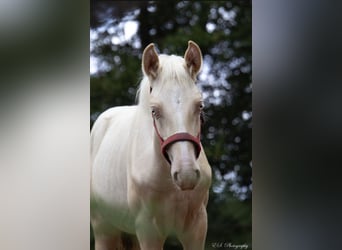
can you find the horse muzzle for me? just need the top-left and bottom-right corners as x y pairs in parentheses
(166, 140), (202, 190)
(172, 165), (200, 190)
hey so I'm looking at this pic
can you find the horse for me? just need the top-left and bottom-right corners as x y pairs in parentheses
(90, 41), (212, 250)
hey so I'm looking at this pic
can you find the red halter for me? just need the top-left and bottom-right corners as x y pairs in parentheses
(153, 116), (201, 164)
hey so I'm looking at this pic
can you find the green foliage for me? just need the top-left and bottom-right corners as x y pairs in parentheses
(91, 1), (251, 248)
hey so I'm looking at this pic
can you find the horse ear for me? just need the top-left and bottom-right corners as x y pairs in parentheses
(184, 40), (203, 79)
(142, 43), (159, 79)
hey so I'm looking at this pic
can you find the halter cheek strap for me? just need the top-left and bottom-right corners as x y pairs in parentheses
(153, 117), (201, 164)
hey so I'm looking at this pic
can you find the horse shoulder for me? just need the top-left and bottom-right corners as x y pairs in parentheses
(91, 106), (137, 199)
(91, 106), (137, 156)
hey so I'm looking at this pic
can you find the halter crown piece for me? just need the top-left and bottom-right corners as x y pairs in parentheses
(152, 115), (201, 165)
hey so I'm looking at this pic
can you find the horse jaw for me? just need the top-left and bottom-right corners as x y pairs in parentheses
(167, 141), (201, 190)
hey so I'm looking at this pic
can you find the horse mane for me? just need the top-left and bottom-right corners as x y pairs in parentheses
(136, 54), (195, 111)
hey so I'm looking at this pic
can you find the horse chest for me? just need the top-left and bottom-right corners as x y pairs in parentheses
(150, 189), (205, 233)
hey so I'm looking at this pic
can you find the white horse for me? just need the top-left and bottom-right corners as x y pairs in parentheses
(91, 41), (212, 250)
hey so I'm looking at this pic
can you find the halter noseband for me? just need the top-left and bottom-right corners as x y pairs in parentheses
(152, 116), (201, 165)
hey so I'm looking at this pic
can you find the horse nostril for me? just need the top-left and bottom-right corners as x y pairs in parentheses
(173, 172), (179, 182)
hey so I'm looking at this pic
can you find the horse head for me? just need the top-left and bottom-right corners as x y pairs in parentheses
(142, 41), (204, 190)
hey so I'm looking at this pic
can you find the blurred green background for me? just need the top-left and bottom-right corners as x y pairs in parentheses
(90, 1), (251, 249)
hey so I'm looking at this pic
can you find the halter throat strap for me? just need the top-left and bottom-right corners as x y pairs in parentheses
(153, 117), (201, 164)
